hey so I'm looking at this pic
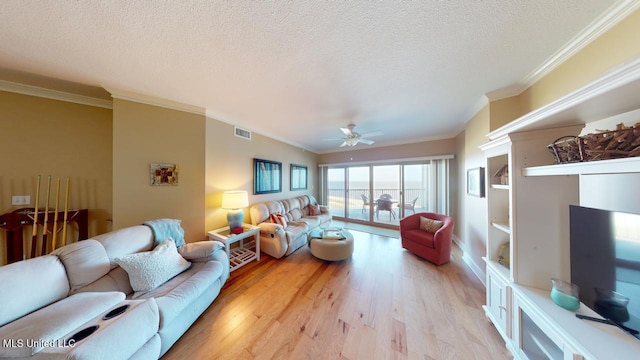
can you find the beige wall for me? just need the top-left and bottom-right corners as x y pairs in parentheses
(0, 91), (112, 263)
(112, 99), (206, 241)
(489, 97), (526, 132)
(519, 9), (640, 114)
(205, 118), (319, 231)
(458, 105), (490, 274)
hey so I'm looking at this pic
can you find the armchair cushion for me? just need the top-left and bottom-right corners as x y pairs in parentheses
(419, 216), (443, 233)
(403, 229), (435, 248)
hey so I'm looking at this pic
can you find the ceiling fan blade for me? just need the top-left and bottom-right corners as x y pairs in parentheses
(339, 141), (348, 147)
(340, 127), (352, 136)
(359, 131), (383, 138)
(359, 138), (375, 145)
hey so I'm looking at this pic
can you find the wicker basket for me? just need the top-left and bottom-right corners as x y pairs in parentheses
(547, 136), (583, 164)
(547, 123), (640, 163)
(579, 123), (640, 161)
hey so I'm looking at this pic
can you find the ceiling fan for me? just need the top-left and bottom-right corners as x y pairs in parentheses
(324, 124), (383, 147)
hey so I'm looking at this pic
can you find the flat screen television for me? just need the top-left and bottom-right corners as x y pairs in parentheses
(570, 205), (640, 335)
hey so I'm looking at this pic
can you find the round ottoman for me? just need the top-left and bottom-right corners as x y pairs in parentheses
(309, 230), (354, 261)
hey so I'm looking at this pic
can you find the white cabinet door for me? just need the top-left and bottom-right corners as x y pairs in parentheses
(485, 264), (511, 342)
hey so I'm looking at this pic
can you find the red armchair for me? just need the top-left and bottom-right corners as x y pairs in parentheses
(400, 212), (455, 265)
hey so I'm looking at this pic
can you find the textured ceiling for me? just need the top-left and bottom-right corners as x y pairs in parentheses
(0, 0), (629, 153)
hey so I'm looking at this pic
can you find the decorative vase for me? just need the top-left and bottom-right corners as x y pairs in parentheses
(550, 278), (580, 311)
(227, 209), (244, 233)
(594, 288), (630, 323)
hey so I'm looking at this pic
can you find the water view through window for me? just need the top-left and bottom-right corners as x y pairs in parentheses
(323, 159), (449, 227)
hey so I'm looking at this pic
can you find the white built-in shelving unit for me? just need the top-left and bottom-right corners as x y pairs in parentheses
(480, 56), (640, 359)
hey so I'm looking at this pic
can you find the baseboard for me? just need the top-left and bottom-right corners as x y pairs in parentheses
(454, 235), (486, 287)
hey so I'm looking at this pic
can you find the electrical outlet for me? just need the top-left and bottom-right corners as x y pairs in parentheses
(11, 195), (31, 205)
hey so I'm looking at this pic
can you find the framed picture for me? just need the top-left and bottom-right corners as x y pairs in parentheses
(254, 158), (282, 194)
(150, 163), (178, 186)
(290, 164), (308, 191)
(467, 167), (485, 197)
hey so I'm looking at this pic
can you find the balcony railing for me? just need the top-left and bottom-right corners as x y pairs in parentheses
(327, 188), (425, 213)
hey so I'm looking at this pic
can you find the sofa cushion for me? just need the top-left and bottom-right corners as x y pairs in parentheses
(72, 266), (134, 296)
(0, 291), (125, 357)
(36, 298), (160, 360)
(0, 255), (70, 327)
(284, 223), (308, 244)
(136, 261), (223, 330)
(115, 238), (191, 298)
(93, 225), (154, 268)
(179, 241), (224, 260)
(283, 198), (303, 221)
(295, 216), (321, 229)
(52, 239), (111, 292)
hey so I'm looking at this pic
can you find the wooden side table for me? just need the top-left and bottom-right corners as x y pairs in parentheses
(208, 224), (260, 272)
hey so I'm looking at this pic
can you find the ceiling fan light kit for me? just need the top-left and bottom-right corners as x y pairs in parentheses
(327, 123), (383, 148)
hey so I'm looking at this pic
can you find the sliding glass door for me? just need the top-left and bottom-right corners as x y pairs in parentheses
(372, 165), (400, 225)
(400, 163), (429, 219)
(347, 167), (370, 221)
(321, 158), (450, 228)
(327, 168), (346, 218)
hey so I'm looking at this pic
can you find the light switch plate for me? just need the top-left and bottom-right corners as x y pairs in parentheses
(11, 195), (30, 205)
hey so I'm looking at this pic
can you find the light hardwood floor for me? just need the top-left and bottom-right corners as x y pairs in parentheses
(162, 229), (512, 360)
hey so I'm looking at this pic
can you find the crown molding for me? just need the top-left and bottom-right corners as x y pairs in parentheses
(0, 80), (113, 109)
(463, 94), (489, 122)
(487, 0), (640, 101)
(106, 87), (206, 115)
(487, 55), (640, 140)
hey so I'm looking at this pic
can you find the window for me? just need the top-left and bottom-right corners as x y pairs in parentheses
(319, 157), (451, 227)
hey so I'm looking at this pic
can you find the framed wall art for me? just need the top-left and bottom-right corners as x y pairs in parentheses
(467, 167), (485, 197)
(150, 163), (178, 186)
(254, 158), (282, 194)
(290, 164), (308, 191)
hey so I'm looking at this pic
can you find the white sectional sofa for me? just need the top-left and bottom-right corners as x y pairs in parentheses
(249, 195), (331, 258)
(0, 223), (229, 360)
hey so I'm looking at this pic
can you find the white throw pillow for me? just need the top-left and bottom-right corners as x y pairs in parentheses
(115, 238), (191, 297)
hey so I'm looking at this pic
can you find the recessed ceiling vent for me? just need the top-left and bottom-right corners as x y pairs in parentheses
(234, 126), (251, 140)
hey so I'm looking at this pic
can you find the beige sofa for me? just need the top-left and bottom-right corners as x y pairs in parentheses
(0, 223), (229, 360)
(249, 195), (332, 258)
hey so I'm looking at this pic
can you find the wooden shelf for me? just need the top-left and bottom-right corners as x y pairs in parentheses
(491, 184), (510, 190)
(485, 258), (510, 280)
(523, 157), (640, 176)
(491, 222), (511, 234)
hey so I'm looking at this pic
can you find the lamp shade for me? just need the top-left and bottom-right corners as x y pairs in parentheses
(222, 190), (249, 210)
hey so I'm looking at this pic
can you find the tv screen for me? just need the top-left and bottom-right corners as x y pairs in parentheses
(570, 205), (640, 334)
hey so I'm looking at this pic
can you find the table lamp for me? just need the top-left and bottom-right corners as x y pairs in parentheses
(222, 190), (249, 234)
